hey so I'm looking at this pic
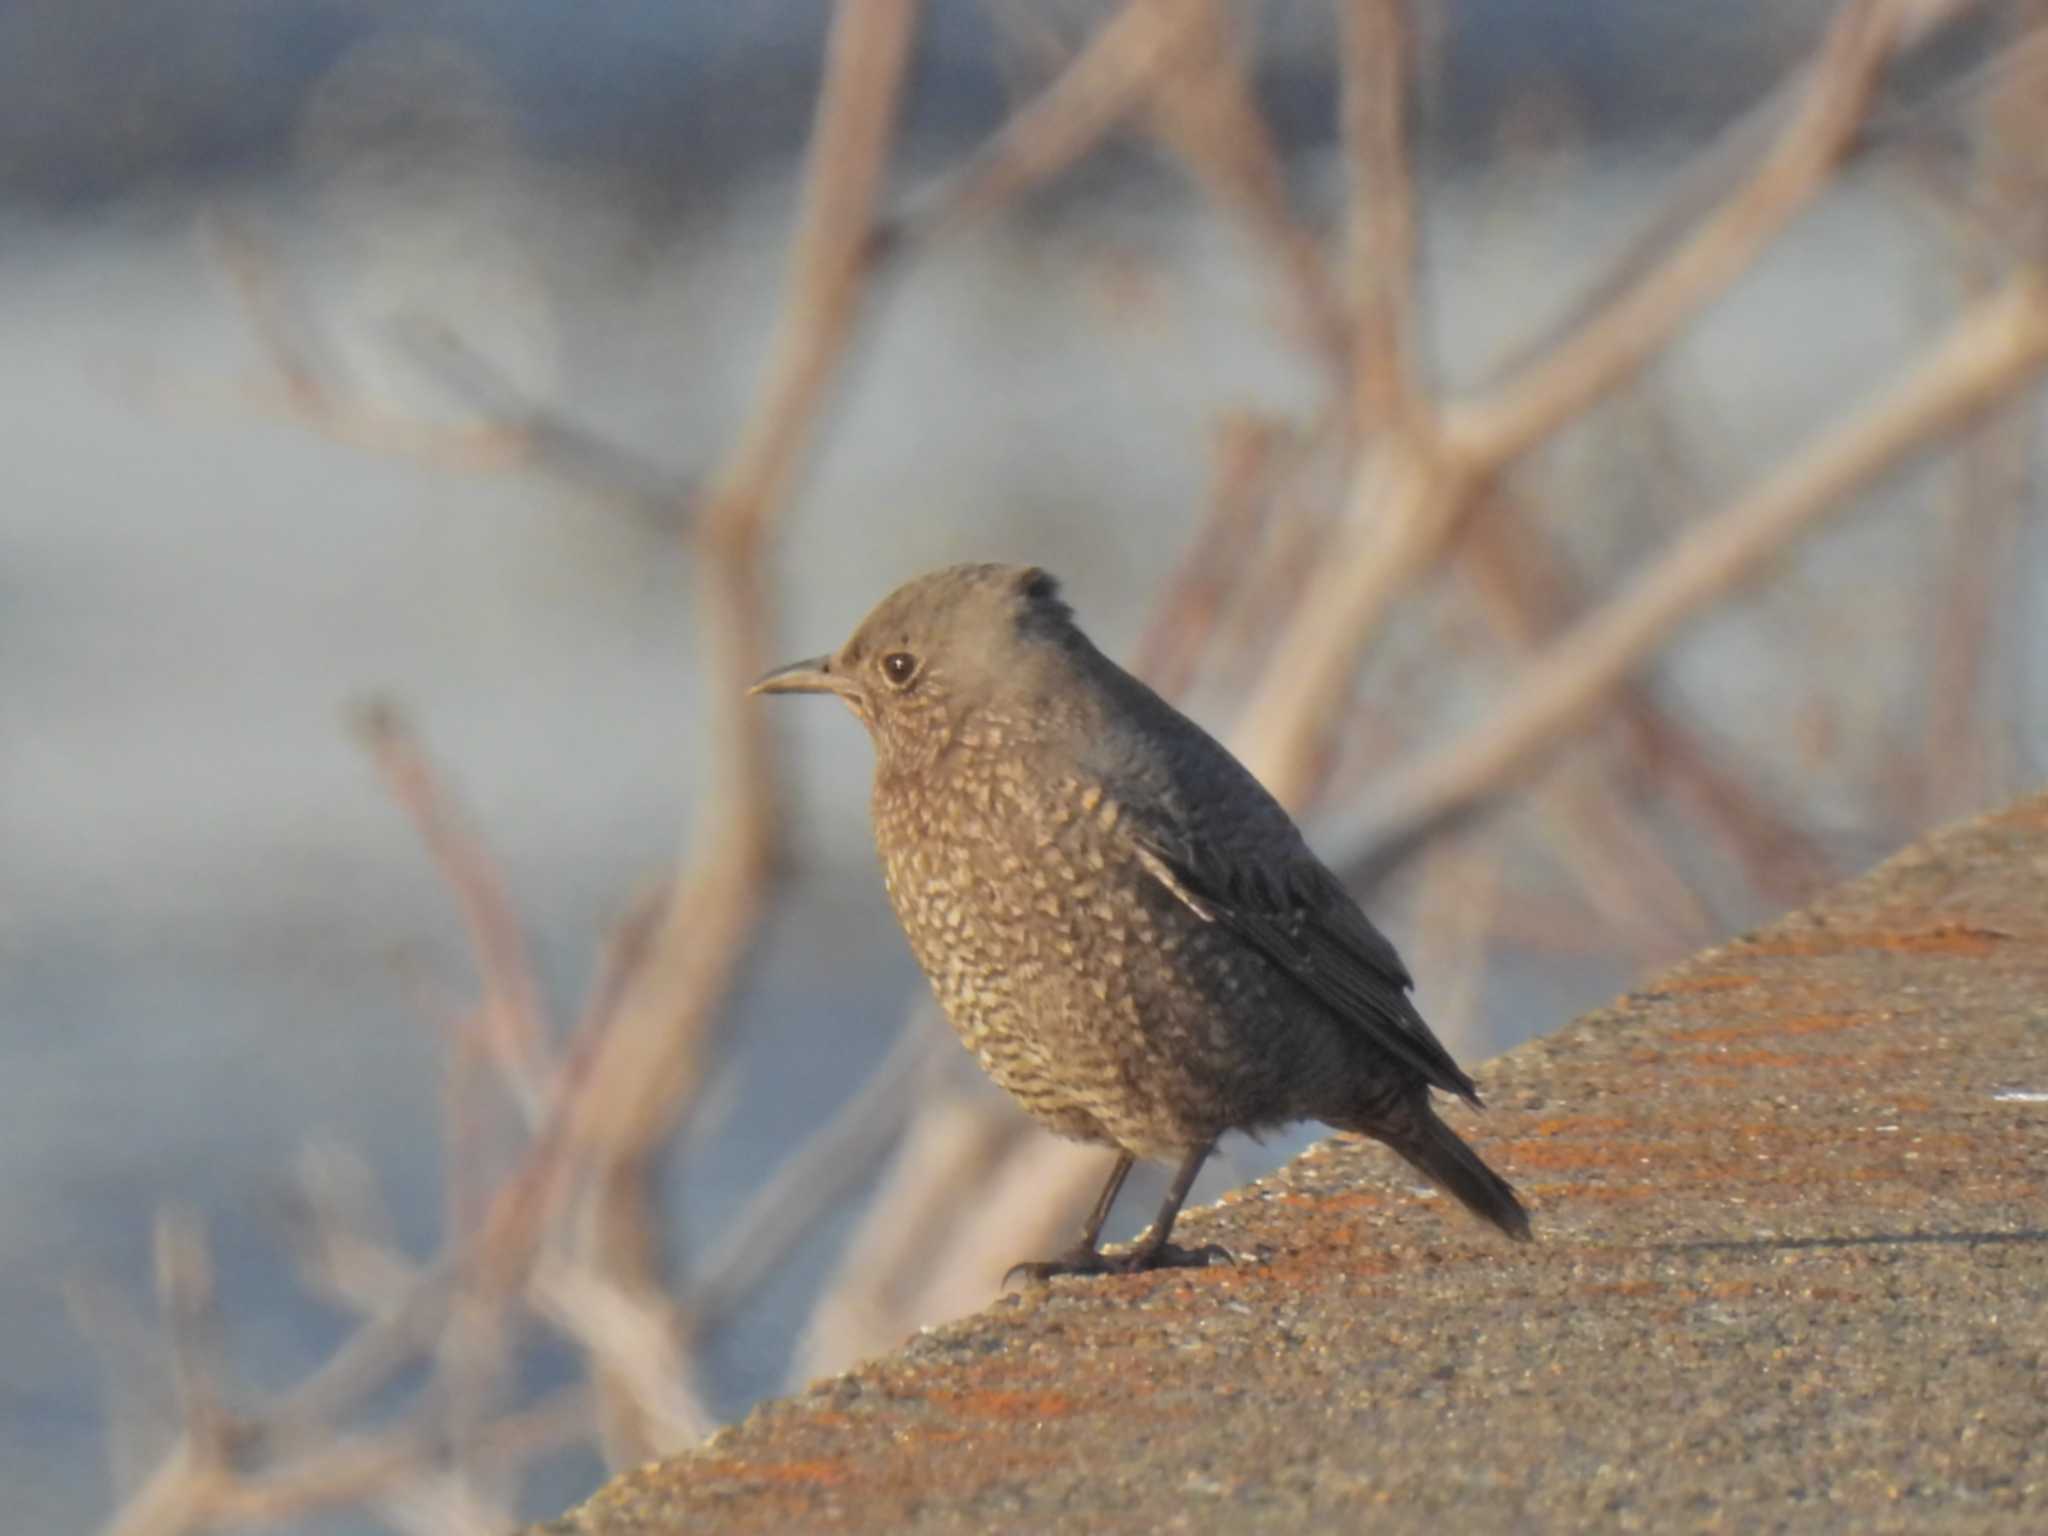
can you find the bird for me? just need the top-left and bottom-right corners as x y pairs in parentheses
(753, 562), (1530, 1278)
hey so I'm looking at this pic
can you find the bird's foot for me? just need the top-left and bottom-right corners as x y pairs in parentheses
(1004, 1240), (1233, 1286)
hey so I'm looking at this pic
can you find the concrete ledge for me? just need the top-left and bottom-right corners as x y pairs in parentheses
(537, 795), (2048, 1534)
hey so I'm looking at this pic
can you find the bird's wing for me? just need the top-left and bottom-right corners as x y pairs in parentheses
(1129, 822), (1481, 1105)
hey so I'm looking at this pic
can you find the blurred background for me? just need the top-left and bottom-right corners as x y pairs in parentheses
(5, 1), (2046, 1531)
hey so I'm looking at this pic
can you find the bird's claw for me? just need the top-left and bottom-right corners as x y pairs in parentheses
(1004, 1241), (1233, 1286)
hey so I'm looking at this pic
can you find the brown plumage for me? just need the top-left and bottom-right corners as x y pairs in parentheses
(754, 563), (1529, 1276)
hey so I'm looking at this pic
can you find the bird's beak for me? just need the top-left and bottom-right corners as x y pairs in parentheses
(749, 655), (850, 698)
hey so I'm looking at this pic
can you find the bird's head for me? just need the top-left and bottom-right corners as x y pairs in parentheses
(751, 563), (1078, 765)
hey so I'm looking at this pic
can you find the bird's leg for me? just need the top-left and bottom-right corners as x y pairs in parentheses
(1005, 1151), (1134, 1284)
(1074, 1150), (1136, 1254)
(1116, 1137), (1228, 1271)
(1007, 1141), (1233, 1282)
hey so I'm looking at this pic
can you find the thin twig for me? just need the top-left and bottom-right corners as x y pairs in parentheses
(1405, 841), (1501, 1055)
(153, 1210), (233, 1477)
(285, 1142), (417, 1318)
(1340, 0), (1422, 435)
(1457, 506), (1716, 953)
(1143, 0), (1351, 375)
(1338, 270), (2048, 885)
(528, 1261), (714, 1449)
(352, 698), (555, 1124)
(1133, 411), (1282, 695)
(795, 1088), (1035, 1383)
(1236, 0), (1917, 808)
(67, 1275), (178, 1505)
(1918, 0), (2047, 817)
(558, 0), (924, 1465)
(393, 317), (692, 520)
(1450, 0), (1911, 466)
(693, 1017), (938, 1328)
(905, 1135), (1124, 1321)
(887, 0), (1203, 246)
(205, 212), (332, 414)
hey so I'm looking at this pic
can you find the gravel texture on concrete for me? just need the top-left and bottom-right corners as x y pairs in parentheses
(535, 795), (2048, 1535)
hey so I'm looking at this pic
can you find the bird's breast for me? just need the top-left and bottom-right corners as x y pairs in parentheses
(870, 767), (1163, 1020)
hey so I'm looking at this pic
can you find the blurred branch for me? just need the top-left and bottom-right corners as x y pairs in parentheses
(1340, 269), (2048, 885)
(392, 318), (692, 519)
(1460, 457), (1835, 904)
(1450, 0), (1910, 467)
(95, 881), (667, 1534)
(153, 1210), (233, 1480)
(204, 213), (330, 415)
(259, 862), (659, 1446)
(556, 0), (922, 1465)
(1478, 0), (1994, 392)
(353, 698), (554, 1126)
(66, 1276), (177, 1504)
(201, 213), (527, 474)
(693, 1015), (939, 1329)
(286, 1142), (415, 1318)
(1458, 514), (1715, 957)
(926, 0), (1351, 367)
(891, 0), (1201, 243)
(1405, 841), (1500, 1053)
(1143, 0), (1351, 375)
(1237, 0), (1919, 808)
(528, 1262), (714, 1447)
(796, 1085), (1031, 1383)
(906, 1136), (1124, 1318)
(1133, 411), (1283, 695)
(1339, 0), (1422, 435)
(1919, 0), (2047, 817)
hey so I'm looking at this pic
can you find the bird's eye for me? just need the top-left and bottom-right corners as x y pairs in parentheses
(880, 651), (919, 688)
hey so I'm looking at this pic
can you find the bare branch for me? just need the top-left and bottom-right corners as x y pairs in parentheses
(693, 1017), (938, 1328)
(1405, 841), (1501, 1053)
(1235, 437), (1464, 803)
(529, 1261), (714, 1450)
(1339, 271), (2048, 882)
(795, 1089), (1035, 1383)
(205, 212), (332, 414)
(1233, 0), (1928, 809)
(286, 1142), (417, 1318)
(1133, 411), (1283, 695)
(153, 1209), (233, 1477)
(1918, 0), (2048, 816)
(1458, 507), (1717, 953)
(558, 0), (924, 1463)
(1144, 0), (1351, 374)
(352, 697), (554, 1125)
(99, 1443), (219, 1536)
(903, 1136), (1122, 1323)
(1448, 0), (1909, 467)
(891, 0), (1202, 243)
(1339, 0), (1423, 434)
(393, 317), (692, 519)
(67, 1275), (178, 1505)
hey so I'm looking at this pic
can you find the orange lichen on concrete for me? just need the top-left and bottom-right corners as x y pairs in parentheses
(1668, 1012), (1875, 1044)
(924, 1387), (1084, 1422)
(1525, 1115), (1637, 1137)
(1739, 921), (2012, 958)
(1681, 1050), (1863, 1071)
(1647, 973), (1765, 996)
(692, 1457), (854, 1489)
(1497, 1139), (1662, 1173)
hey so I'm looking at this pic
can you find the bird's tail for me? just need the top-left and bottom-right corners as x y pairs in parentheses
(1382, 1101), (1532, 1242)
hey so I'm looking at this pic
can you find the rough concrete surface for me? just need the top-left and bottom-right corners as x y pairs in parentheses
(536, 795), (2048, 1534)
